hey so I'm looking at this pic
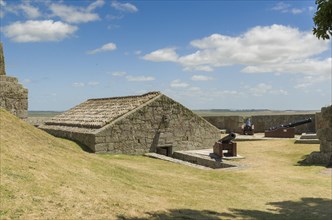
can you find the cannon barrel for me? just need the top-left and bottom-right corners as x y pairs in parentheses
(219, 132), (236, 144)
(285, 118), (312, 128)
(268, 118), (312, 131)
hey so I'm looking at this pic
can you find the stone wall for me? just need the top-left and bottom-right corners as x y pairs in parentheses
(315, 112), (328, 131)
(0, 75), (28, 119)
(202, 114), (316, 134)
(0, 43), (28, 119)
(251, 114), (316, 134)
(94, 95), (220, 154)
(203, 116), (243, 133)
(0, 43), (5, 76)
(305, 106), (332, 165)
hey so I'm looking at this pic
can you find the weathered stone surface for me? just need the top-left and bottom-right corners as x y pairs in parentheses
(203, 116), (243, 133)
(305, 105), (332, 165)
(251, 114), (316, 134)
(0, 42), (6, 76)
(41, 92), (220, 154)
(203, 114), (316, 134)
(0, 43), (28, 119)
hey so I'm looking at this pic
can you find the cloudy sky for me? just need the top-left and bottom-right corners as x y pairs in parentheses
(0, 0), (331, 111)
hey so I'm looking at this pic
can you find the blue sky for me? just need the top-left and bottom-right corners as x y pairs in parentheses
(0, 0), (331, 111)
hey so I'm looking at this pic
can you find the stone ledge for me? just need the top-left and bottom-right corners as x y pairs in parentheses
(0, 75), (18, 83)
(145, 153), (212, 170)
(295, 139), (320, 144)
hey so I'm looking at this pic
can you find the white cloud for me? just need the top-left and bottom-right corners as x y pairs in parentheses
(112, 71), (127, 76)
(184, 25), (328, 67)
(272, 2), (290, 12)
(270, 89), (288, 95)
(72, 81), (100, 87)
(272, 2), (304, 14)
(242, 58), (331, 86)
(126, 75), (155, 82)
(147, 25), (328, 70)
(50, 1), (102, 24)
(19, 3), (41, 19)
(143, 48), (178, 62)
(291, 8), (304, 14)
(87, 81), (100, 86)
(183, 65), (214, 72)
(111, 1), (138, 13)
(243, 58), (331, 75)
(188, 87), (202, 92)
(294, 71), (331, 89)
(144, 24), (330, 87)
(2, 20), (78, 42)
(0, 1), (41, 19)
(170, 79), (189, 88)
(87, 43), (117, 54)
(87, 0), (105, 11)
(72, 82), (85, 87)
(243, 83), (288, 96)
(191, 75), (213, 81)
(308, 6), (315, 13)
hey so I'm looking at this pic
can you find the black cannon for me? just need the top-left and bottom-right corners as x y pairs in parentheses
(218, 132), (236, 144)
(214, 132), (237, 157)
(265, 118), (312, 138)
(268, 118), (312, 131)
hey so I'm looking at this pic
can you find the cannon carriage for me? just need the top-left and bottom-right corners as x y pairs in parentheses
(264, 118), (312, 138)
(213, 132), (237, 157)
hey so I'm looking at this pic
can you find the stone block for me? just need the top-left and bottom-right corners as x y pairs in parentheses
(0, 72), (28, 119)
(317, 128), (332, 141)
(95, 136), (106, 144)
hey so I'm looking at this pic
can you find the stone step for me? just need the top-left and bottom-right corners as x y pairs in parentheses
(299, 133), (317, 139)
(173, 150), (238, 169)
(144, 153), (212, 170)
(294, 139), (320, 144)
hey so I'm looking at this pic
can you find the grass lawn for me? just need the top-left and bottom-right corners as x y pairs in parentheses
(0, 108), (331, 219)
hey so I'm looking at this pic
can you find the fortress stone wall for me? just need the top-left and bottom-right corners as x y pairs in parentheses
(305, 105), (332, 165)
(0, 43), (28, 119)
(203, 114), (316, 134)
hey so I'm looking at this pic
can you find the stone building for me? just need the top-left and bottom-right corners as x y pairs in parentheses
(40, 92), (220, 154)
(0, 42), (28, 119)
(305, 105), (332, 165)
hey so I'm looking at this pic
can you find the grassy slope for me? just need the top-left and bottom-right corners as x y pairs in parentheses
(0, 108), (331, 220)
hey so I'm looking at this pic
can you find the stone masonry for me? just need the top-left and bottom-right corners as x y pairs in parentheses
(204, 114), (316, 134)
(305, 105), (332, 165)
(0, 42), (28, 119)
(40, 92), (220, 154)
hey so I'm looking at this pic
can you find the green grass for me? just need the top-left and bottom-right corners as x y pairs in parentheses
(0, 108), (331, 219)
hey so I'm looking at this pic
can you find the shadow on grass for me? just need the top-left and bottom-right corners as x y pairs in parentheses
(72, 140), (94, 153)
(117, 198), (332, 220)
(297, 154), (331, 168)
(117, 209), (224, 220)
(229, 197), (332, 220)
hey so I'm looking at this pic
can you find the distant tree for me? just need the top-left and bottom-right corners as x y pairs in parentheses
(313, 0), (332, 40)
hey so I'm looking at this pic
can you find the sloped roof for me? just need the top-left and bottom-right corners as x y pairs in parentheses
(44, 91), (161, 129)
